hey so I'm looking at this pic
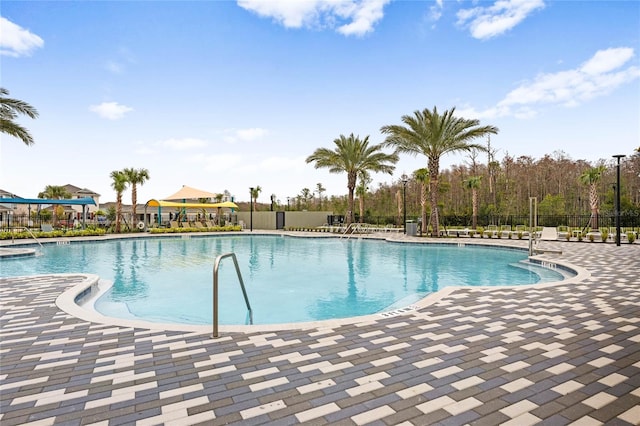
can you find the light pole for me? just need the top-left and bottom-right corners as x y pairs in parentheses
(286, 197), (290, 211)
(613, 155), (625, 246)
(249, 187), (254, 232)
(401, 173), (408, 234)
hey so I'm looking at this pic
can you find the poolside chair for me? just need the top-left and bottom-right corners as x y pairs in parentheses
(193, 221), (205, 229)
(169, 220), (180, 229)
(204, 221), (214, 228)
(557, 226), (569, 240)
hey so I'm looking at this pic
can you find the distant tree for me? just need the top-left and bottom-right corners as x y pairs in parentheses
(463, 176), (482, 228)
(413, 168), (429, 233)
(306, 133), (398, 226)
(300, 188), (313, 210)
(0, 87), (39, 146)
(37, 185), (71, 227)
(123, 167), (150, 223)
(38, 185), (71, 200)
(381, 106), (497, 236)
(110, 170), (128, 233)
(579, 165), (606, 229)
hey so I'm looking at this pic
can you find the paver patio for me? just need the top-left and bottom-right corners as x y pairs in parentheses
(1, 235), (639, 425)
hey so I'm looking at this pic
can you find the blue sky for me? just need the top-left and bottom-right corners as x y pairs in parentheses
(1, 0), (639, 205)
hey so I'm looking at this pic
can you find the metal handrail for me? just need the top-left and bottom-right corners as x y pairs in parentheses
(11, 226), (43, 249)
(212, 252), (252, 338)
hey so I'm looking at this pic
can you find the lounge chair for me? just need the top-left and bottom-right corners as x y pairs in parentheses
(499, 225), (512, 238)
(169, 220), (180, 229)
(193, 221), (205, 229)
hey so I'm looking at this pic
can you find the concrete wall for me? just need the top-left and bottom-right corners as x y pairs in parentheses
(235, 211), (334, 230)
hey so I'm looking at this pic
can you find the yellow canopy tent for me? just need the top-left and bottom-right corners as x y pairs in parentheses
(143, 199), (239, 228)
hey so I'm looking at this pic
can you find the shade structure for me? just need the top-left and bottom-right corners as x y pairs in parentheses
(163, 185), (219, 201)
(145, 199), (239, 209)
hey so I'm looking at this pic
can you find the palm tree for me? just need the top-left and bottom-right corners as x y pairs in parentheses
(381, 107), (498, 236)
(38, 185), (71, 200)
(251, 186), (262, 210)
(355, 171), (371, 223)
(0, 88), (39, 146)
(110, 170), (128, 233)
(463, 176), (482, 229)
(316, 182), (326, 210)
(123, 167), (150, 224)
(579, 165), (606, 229)
(413, 168), (429, 233)
(306, 133), (398, 226)
(38, 185), (71, 226)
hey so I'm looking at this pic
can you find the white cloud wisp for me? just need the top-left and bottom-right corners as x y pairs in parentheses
(458, 47), (640, 120)
(236, 0), (390, 37)
(89, 102), (134, 120)
(0, 17), (44, 57)
(457, 0), (545, 40)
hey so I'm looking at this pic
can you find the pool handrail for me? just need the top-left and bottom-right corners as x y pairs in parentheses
(213, 252), (253, 338)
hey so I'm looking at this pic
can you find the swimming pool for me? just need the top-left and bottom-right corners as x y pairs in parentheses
(1, 235), (566, 325)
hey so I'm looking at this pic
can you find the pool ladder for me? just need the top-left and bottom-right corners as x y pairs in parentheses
(212, 252), (253, 338)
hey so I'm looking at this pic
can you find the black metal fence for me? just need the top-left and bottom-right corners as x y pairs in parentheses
(0, 213), (101, 231)
(357, 212), (640, 230)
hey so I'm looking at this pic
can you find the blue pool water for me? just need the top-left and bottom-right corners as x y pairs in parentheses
(1, 235), (565, 325)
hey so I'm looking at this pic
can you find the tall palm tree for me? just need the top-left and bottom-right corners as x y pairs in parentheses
(381, 107), (498, 236)
(251, 186), (262, 210)
(413, 168), (429, 233)
(110, 170), (128, 233)
(356, 171), (371, 223)
(306, 133), (398, 226)
(316, 182), (326, 210)
(579, 165), (606, 229)
(0, 88), (39, 146)
(463, 176), (482, 229)
(123, 167), (150, 223)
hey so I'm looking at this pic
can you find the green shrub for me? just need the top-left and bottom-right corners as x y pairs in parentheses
(628, 232), (636, 244)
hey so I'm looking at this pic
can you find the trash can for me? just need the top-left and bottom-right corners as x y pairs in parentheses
(406, 221), (417, 236)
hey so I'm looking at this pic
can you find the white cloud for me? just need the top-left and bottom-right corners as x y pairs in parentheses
(89, 102), (133, 120)
(580, 47), (635, 75)
(460, 47), (640, 119)
(161, 138), (208, 150)
(237, 0), (390, 37)
(223, 127), (269, 143)
(457, 0), (545, 40)
(0, 17), (44, 57)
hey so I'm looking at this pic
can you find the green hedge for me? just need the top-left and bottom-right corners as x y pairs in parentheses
(0, 228), (107, 240)
(148, 225), (241, 234)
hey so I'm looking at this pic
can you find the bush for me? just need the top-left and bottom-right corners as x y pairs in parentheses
(628, 232), (636, 244)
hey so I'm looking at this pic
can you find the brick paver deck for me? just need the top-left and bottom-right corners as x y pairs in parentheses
(1, 235), (639, 425)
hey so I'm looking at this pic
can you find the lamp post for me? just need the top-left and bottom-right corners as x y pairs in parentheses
(401, 173), (408, 234)
(613, 155), (625, 246)
(286, 197), (290, 211)
(249, 187), (254, 232)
